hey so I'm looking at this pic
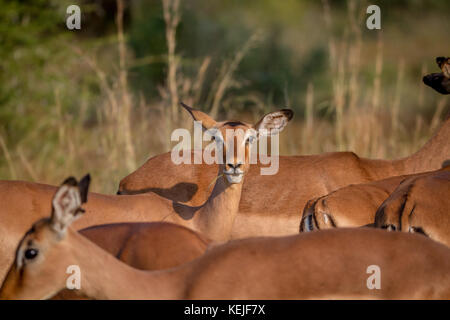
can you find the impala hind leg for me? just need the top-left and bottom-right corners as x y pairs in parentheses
(374, 196), (405, 232)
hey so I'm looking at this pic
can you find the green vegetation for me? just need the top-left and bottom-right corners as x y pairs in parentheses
(0, 0), (449, 193)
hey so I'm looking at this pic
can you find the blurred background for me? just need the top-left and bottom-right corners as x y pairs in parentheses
(0, 0), (449, 193)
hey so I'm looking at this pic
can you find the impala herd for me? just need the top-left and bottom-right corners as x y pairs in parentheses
(0, 57), (449, 300)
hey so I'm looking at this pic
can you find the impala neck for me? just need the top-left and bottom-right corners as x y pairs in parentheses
(65, 229), (186, 300)
(403, 112), (450, 172)
(193, 169), (243, 242)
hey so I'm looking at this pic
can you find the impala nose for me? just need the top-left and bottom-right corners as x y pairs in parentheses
(227, 163), (242, 170)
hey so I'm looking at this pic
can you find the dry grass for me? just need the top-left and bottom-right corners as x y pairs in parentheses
(0, 0), (448, 194)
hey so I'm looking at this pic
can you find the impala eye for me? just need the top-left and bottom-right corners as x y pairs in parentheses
(24, 248), (39, 260)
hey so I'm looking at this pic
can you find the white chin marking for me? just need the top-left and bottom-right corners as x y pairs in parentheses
(225, 174), (243, 184)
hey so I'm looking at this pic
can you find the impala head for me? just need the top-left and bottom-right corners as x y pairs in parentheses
(423, 56), (450, 95)
(180, 102), (293, 184)
(0, 175), (90, 300)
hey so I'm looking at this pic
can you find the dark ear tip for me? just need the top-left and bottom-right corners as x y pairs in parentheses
(436, 56), (445, 64)
(180, 102), (196, 117)
(180, 102), (191, 110)
(281, 109), (294, 121)
(82, 173), (91, 183)
(78, 174), (91, 203)
(62, 176), (78, 187)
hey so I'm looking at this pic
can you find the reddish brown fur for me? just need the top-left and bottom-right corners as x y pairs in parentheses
(375, 169), (450, 247)
(0, 105), (292, 282)
(119, 67), (450, 238)
(118, 114), (450, 239)
(2, 225), (450, 299)
(79, 222), (209, 270)
(53, 222), (210, 299)
(300, 166), (450, 231)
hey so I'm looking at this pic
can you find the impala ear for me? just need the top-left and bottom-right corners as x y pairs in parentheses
(78, 174), (91, 204)
(254, 109), (294, 136)
(50, 175), (90, 235)
(180, 102), (217, 130)
(423, 73), (450, 95)
(436, 57), (446, 68)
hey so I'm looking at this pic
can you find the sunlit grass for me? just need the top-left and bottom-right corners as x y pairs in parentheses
(0, 0), (448, 194)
